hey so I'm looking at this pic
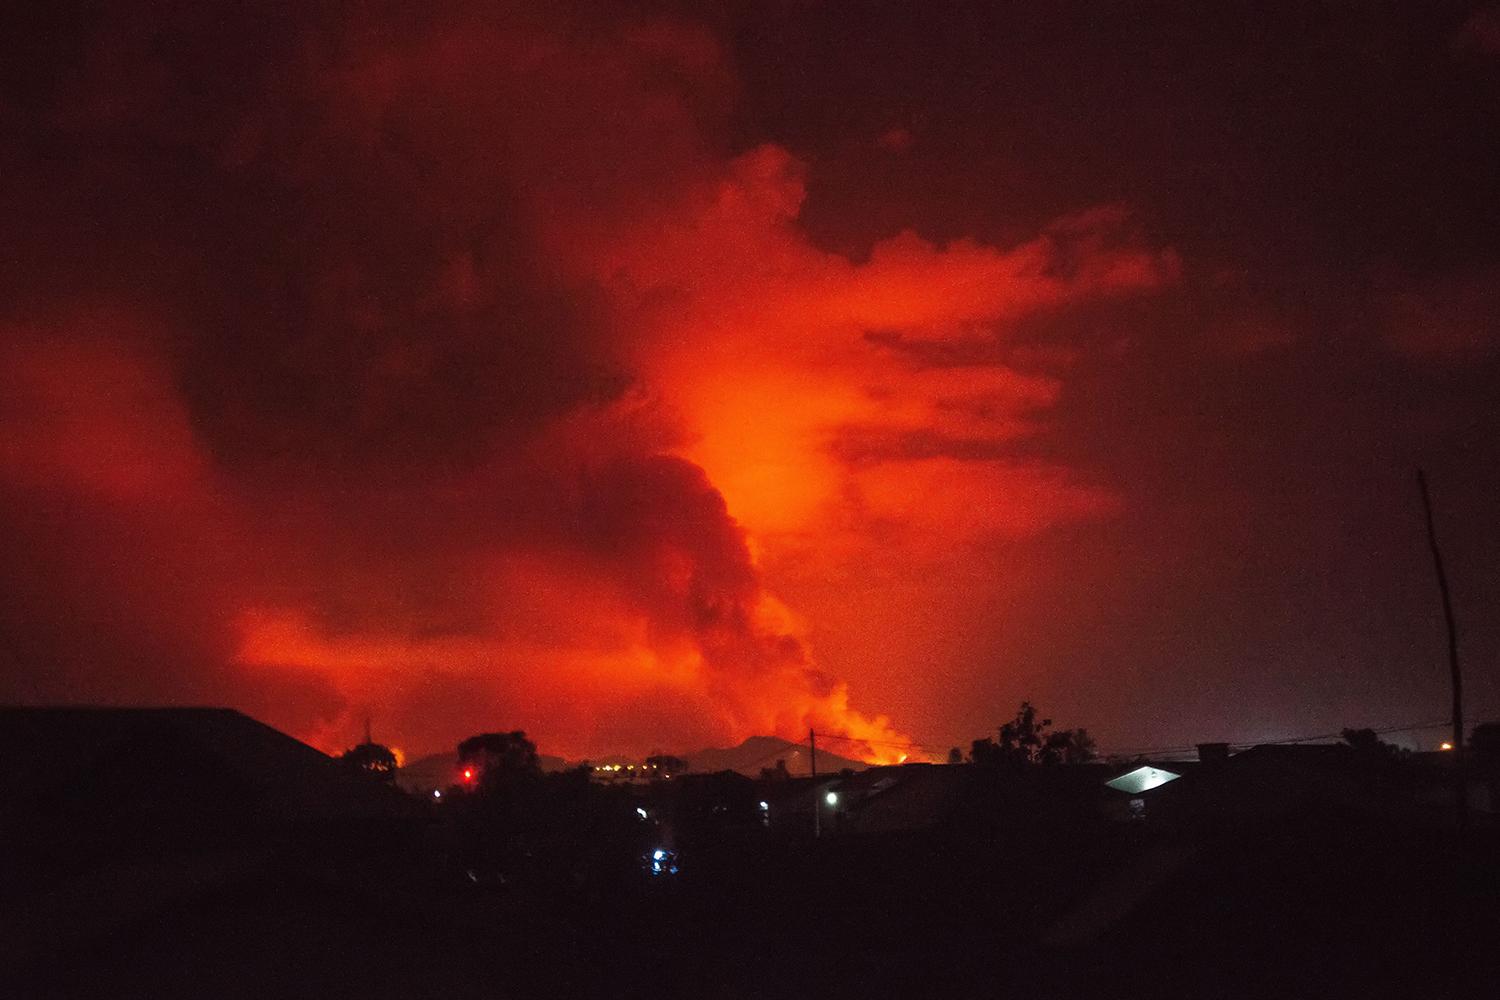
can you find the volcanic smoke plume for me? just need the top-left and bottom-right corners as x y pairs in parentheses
(0, 3), (1175, 759)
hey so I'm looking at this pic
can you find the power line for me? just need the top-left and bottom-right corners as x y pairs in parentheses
(811, 732), (943, 752)
(1258, 719), (1449, 746)
(810, 716), (1491, 764)
(1098, 718), (1472, 759)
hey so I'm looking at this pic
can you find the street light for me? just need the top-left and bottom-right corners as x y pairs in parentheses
(825, 791), (838, 807)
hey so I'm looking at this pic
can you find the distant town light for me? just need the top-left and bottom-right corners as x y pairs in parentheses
(653, 849), (666, 861)
(1440, 741), (1454, 751)
(758, 800), (769, 811)
(432, 789), (442, 800)
(636, 807), (648, 820)
(825, 791), (838, 806)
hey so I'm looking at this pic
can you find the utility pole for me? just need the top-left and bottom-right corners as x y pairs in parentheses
(1417, 469), (1467, 833)
(810, 729), (820, 838)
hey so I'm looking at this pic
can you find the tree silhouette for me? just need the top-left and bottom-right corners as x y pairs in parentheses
(1040, 727), (1097, 765)
(971, 702), (1096, 766)
(458, 730), (541, 786)
(338, 742), (398, 782)
(997, 702), (1047, 763)
(645, 754), (688, 777)
(947, 747), (964, 765)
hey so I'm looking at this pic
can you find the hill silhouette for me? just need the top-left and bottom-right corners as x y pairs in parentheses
(684, 735), (869, 776)
(396, 735), (869, 788)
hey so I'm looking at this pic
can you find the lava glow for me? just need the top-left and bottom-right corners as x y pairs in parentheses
(25, 3), (1487, 766)
(0, 7), (1177, 765)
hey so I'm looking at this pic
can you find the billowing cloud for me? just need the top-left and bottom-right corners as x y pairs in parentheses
(0, 314), (343, 732)
(0, 2), (1185, 760)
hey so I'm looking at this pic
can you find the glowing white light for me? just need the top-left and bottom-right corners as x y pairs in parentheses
(432, 789), (442, 799)
(653, 849), (666, 861)
(1105, 766), (1182, 795)
(636, 807), (648, 819)
(758, 800), (769, 811)
(825, 791), (838, 806)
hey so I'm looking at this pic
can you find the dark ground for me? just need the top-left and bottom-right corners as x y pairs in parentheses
(11, 814), (1500, 999)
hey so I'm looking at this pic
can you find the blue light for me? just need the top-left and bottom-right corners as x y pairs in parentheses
(643, 847), (679, 877)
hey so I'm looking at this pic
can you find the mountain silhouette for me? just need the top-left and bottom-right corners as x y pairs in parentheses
(683, 735), (869, 776)
(395, 735), (868, 789)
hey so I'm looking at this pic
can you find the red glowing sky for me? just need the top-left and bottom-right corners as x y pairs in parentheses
(3, 3), (1498, 760)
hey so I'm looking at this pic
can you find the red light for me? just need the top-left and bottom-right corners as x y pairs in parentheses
(462, 767), (474, 781)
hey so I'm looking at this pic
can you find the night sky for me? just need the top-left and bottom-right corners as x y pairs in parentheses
(3, 1), (1497, 761)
